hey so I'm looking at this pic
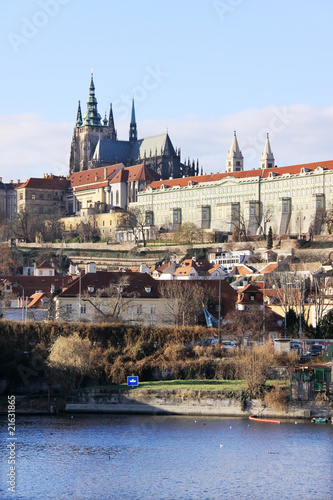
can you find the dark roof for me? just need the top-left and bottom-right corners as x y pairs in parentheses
(58, 271), (160, 298)
(0, 275), (72, 298)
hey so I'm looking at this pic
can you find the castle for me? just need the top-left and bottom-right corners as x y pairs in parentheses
(69, 74), (199, 180)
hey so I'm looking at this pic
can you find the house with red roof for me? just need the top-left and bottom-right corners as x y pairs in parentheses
(16, 174), (69, 216)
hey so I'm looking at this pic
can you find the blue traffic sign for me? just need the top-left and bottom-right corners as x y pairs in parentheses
(127, 376), (139, 386)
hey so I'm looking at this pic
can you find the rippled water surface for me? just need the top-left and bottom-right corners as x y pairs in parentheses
(1, 414), (332, 499)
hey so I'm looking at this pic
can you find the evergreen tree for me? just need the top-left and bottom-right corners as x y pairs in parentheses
(267, 226), (273, 250)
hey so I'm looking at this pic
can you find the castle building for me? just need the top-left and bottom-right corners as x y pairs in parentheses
(69, 74), (198, 180)
(130, 133), (333, 238)
(0, 179), (17, 220)
(16, 175), (69, 216)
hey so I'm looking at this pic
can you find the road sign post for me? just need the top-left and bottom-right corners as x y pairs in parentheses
(127, 376), (139, 387)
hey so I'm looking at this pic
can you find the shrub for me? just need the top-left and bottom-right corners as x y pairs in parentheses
(264, 383), (288, 412)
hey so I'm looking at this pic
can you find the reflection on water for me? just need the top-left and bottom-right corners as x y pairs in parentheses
(1, 414), (332, 500)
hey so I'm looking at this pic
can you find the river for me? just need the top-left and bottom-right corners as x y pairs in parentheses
(1, 414), (332, 500)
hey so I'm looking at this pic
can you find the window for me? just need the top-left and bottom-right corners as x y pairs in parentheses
(49, 270), (53, 276)
(39, 270), (43, 276)
(137, 305), (142, 315)
(250, 295), (255, 301)
(80, 304), (87, 315)
(32, 194), (36, 200)
(66, 304), (73, 314)
(150, 305), (156, 314)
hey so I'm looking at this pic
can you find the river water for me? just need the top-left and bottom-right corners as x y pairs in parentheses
(1, 414), (332, 500)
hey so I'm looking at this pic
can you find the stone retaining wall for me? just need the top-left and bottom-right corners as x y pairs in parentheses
(65, 389), (333, 419)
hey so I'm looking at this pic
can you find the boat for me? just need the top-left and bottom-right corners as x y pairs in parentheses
(311, 417), (329, 424)
(249, 415), (281, 424)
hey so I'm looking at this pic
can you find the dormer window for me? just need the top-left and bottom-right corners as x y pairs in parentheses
(145, 286), (151, 293)
(87, 286), (94, 293)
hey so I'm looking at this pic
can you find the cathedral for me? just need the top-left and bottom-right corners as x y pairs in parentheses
(69, 74), (199, 180)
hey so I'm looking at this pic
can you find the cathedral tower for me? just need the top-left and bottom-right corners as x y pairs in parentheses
(226, 131), (244, 172)
(260, 133), (275, 169)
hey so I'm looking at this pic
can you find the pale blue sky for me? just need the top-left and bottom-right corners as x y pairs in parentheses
(1, 0), (333, 181)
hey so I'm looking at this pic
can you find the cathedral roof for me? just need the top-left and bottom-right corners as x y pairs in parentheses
(93, 139), (132, 163)
(133, 133), (177, 160)
(92, 133), (177, 164)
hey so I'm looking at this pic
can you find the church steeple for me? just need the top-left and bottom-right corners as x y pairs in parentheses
(129, 99), (137, 143)
(108, 103), (117, 140)
(76, 100), (82, 128)
(226, 131), (244, 172)
(261, 133), (275, 169)
(82, 73), (102, 127)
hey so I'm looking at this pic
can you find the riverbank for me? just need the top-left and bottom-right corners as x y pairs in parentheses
(66, 387), (333, 419)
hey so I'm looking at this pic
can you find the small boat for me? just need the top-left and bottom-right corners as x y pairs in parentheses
(249, 415), (281, 424)
(311, 417), (329, 424)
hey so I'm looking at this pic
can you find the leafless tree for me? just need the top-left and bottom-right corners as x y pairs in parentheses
(82, 276), (136, 322)
(158, 280), (206, 326)
(119, 207), (148, 247)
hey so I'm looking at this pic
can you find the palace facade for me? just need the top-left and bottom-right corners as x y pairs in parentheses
(130, 133), (333, 238)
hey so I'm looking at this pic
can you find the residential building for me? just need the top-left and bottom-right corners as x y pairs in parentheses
(54, 266), (169, 324)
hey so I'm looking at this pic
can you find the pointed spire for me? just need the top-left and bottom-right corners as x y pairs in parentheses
(226, 131), (244, 172)
(76, 100), (82, 127)
(261, 133), (275, 169)
(108, 103), (117, 140)
(82, 72), (102, 127)
(103, 111), (108, 127)
(129, 99), (137, 143)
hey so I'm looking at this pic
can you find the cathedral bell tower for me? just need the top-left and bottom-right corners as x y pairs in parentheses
(226, 131), (244, 172)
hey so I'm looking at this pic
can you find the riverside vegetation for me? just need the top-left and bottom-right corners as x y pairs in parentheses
(0, 321), (298, 411)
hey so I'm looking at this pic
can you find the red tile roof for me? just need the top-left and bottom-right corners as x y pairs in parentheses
(146, 159), (333, 191)
(37, 260), (53, 269)
(16, 175), (69, 190)
(69, 164), (124, 190)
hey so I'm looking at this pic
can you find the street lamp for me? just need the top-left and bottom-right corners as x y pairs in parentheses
(13, 283), (25, 322)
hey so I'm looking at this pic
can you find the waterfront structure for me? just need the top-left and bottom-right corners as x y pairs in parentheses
(69, 74), (196, 180)
(131, 133), (333, 237)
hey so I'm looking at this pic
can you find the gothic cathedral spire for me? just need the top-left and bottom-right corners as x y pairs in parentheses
(76, 100), (82, 127)
(226, 131), (244, 172)
(129, 99), (137, 143)
(260, 133), (275, 169)
(82, 73), (102, 126)
(108, 103), (117, 140)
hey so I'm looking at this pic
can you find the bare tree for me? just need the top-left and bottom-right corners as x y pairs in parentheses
(119, 207), (148, 247)
(173, 222), (202, 245)
(257, 205), (274, 239)
(82, 276), (136, 322)
(158, 281), (206, 326)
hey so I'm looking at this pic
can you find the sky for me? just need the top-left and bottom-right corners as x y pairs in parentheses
(1, 0), (333, 182)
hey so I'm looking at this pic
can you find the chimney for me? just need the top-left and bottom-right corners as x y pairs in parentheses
(140, 263), (146, 274)
(17, 179), (20, 184)
(0, 177), (2, 182)
(85, 262), (96, 274)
